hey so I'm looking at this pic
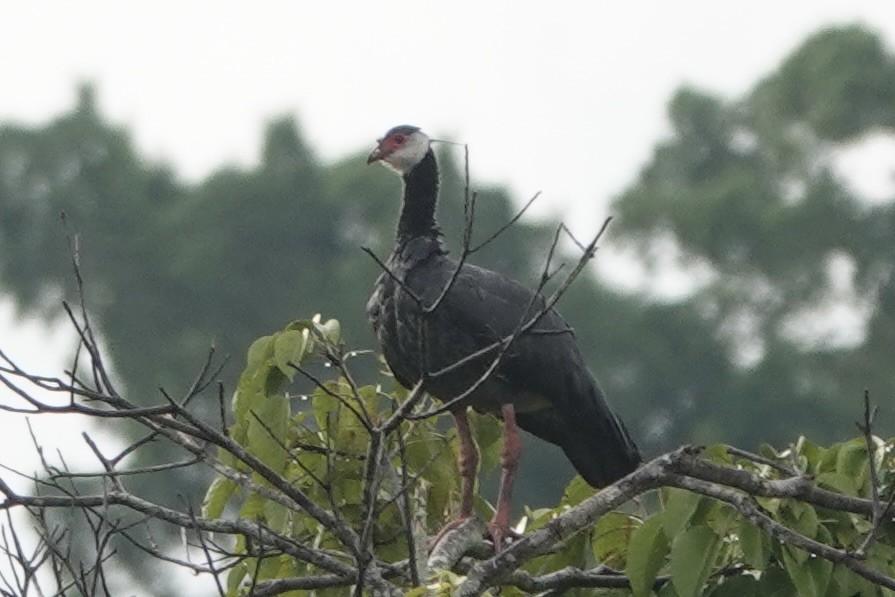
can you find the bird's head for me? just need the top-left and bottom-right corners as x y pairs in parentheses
(367, 125), (431, 174)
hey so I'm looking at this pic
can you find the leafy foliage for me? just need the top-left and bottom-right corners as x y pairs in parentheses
(205, 316), (895, 596)
(211, 315), (449, 592)
(608, 24), (895, 448)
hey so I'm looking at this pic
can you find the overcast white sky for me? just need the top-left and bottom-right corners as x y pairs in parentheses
(3, 2), (894, 210)
(1, 2), (895, 593)
(3, 0), (894, 367)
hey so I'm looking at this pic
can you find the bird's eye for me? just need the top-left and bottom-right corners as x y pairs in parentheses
(393, 134), (406, 144)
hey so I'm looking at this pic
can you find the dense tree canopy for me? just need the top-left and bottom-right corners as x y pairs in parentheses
(610, 25), (895, 447)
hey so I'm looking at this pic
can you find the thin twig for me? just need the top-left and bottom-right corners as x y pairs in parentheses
(469, 191), (542, 254)
(854, 391), (892, 557)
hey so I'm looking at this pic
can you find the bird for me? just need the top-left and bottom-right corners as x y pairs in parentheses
(366, 125), (641, 548)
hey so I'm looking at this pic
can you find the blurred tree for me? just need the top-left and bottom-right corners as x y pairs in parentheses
(609, 25), (895, 448)
(0, 95), (550, 404)
(0, 86), (564, 524)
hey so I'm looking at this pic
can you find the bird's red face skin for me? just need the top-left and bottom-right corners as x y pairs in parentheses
(377, 131), (408, 158)
(367, 126), (430, 173)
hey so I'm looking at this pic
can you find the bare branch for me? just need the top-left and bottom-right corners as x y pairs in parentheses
(725, 444), (797, 476)
(469, 191), (542, 254)
(854, 390), (894, 557)
(361, 246), (422, 307)
(427, 516), (487, 571)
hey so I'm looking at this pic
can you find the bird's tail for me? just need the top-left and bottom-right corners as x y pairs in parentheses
(557, 410), (640, 488)
(517, 379), (641, 488)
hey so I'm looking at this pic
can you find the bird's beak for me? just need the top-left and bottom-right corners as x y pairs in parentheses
(367, 146), (383, 164)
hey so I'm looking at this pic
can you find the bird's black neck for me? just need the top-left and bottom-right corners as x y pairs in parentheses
(396, 149), (441, 244)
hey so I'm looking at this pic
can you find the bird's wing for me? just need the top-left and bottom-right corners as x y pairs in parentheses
(406, 257), (641, 486)
(407, 258), (583, 403)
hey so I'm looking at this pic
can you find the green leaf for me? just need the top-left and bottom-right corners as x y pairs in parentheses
(263, 367), (288, 396)
(273, 329), (307, 378)
(795, 438), (825, 473)
(835, 439), (869, 486)
(866, 540), (895, 589)
(626, 514), (669, 597)
(756, 496), (782, 516)
(817, 443), (841, 473)
(738, 519), (769, 569)
(705, 502), (737, 536)
(264, 500), (290, 534)
(828, 564), (858, 596)
(780, 548), (807, 593)
(232, 386), (258, 427)
(703, 443), (733, 464)
(814, 471), (857, 495)
(334, 477), (364, 506)
(756, 565), (797, 597)
(662, 487), (701, 537)
(531, 532), (588, 576)
(759, 443), (787, 461)
(246, 395), (290, 473)
(821, 556), (845, 593)
(562, 475), (594, 507)
(356, 384), (384, 425)
(234, 335), (277, 422)
(522, 506), (556, 533)
(217, 443), (239, 469)
(592, 511), (637, 568)
(202, 476), (237, 519)
(689, 493), (721, 527)
(312, 387), (340, 432)
(708, 573), (760, 596)
(320, 318), (341, 345)
(656, 582), (679, 596)
(257, 555), (283, 582)
(227, 561), (249, 595)
(239, 491), (267, 520)
(246, 335), (275, 371)
(406, 433), (452, 489)
(469, 411), (502, 473)
(783, 501), (818, 540)
(781, 547), (832, 596)
(670, 525), (720, 597)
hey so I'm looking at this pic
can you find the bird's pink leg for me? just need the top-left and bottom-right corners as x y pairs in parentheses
(489, 403), (522, 549)
(430, 409), (479, 548)
(454, 409), (479, 518)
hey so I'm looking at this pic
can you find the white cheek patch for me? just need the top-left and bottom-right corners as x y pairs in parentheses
(384, 132), (430, 174)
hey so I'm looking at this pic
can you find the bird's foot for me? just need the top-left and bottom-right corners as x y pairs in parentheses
(429, 517), (520, 554)
(428, 516), (475, 552)
(486, 520), (521, 551)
